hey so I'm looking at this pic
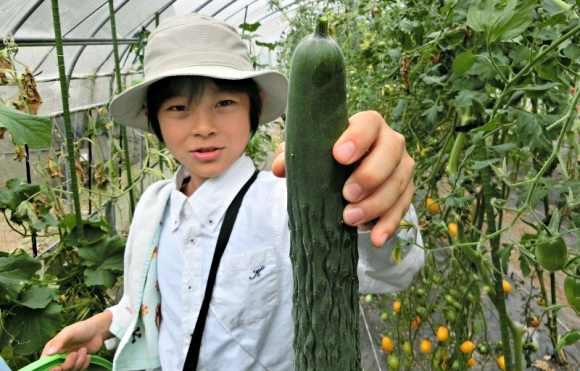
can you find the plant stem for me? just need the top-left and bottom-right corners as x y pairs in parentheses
(480, 148), (516, 371)
(50, 0), (84, 238)
(108, 0), (135, 217)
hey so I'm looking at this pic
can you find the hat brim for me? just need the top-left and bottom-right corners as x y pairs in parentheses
(109, 66), (288, 131)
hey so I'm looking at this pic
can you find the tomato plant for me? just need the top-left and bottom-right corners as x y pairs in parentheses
(277, 0), (580, 369)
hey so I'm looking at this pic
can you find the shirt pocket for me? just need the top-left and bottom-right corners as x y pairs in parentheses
(212, 246), (279, 326)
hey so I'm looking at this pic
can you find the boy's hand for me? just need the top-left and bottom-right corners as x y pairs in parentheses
(41, 311), (113, 371)
(271, 111), (414, 248)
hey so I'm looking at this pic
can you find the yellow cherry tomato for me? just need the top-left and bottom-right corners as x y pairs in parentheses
(447, 222), (458, 237)
(436, 326), (449, 342)
(426, 197), (441, 213)
(382, 337), (394, 353)
(460, 340), (475, 354)
(502, 280), (512, 293)
(497, 355), (506, 371)
(467, 357), (475, 368)
(420, 339), (432, 354)
(393, 300), (402, 313)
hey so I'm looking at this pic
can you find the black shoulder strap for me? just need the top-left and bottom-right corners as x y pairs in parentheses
(183, 170), (259, 370)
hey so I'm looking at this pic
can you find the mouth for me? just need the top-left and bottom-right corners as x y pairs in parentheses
(191, 146), (224, 160)
(193, 146), (223, 153)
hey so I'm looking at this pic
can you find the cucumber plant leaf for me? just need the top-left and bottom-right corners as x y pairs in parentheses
(0, 104), (51, 149)
(0, 302), (62, 355)
(0, 250), (41, 305)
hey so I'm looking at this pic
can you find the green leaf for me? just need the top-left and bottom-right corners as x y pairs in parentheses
(514, 82), (560, 98)
(556, 329), (580, 351)
(0, 302), (62, 355)
(77, 234), (124, 288)
(0, 179), (40, 211)
(538, 13), (568, 30)
(84, 267), (117, 288)
(0, 104), (51, 149)
(0, 250), (41, 305)
(519, 252), (531, 277)
(392, 99), (408, 120)
(471, 158), (501, 169)
(422, 75), (447, 85)
(548, 208), (561, 237)
(453, 90), (489, 107)
(17, 285), (57, 309)
(255, 40), (277, 50)
(491, 143), (518, 154)
(239, 22), (261, 32)
(452, 51), (476, 75)
(421, 102), (443, 124)
(467, 0), (535, 42)
(471, 116), (499, 133)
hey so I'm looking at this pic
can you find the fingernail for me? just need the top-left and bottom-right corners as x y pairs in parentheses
(47, 346), (56, 355)
(337, 141), (356, 161)
(345, 207), (364, 225)
(379, 233), (389, 246)
(344, 182), (363, 202)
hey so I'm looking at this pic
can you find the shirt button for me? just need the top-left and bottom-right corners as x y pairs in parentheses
(208, 219), (213, 225)
(189, 238), (195, 243)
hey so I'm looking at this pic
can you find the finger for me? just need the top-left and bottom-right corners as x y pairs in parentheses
(271, 152), (285, 177)
(343, 124), (407, 203)
(274, 141), (285, 158)
(42, 328), (72, 357)
(343, 153), (414, 225)
(58, 352), (79, 371)
(72, 348), (88, 371)
(82, 355), (92, 371)
(333, 111), (382, 165)
(369, 182), (415, 247)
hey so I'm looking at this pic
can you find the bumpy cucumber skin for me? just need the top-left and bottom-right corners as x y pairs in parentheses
(285, 17), (360, 370)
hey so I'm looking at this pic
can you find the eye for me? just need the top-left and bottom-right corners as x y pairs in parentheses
(168, 105), (187, 111)
(216, 100), (234, 107)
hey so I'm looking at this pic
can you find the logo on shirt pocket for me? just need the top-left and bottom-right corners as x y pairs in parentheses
(249, 265), (265, 280)
(214, 247), (278, 326)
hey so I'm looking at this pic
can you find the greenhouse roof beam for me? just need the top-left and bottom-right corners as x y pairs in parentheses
(8, 0), (45, 35)
(8, 37), (139, 47)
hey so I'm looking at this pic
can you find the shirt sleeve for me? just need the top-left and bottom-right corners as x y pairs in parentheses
(357, 204), (425, 294)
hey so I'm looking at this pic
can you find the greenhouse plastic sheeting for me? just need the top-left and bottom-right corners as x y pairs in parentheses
(0, 0), (299, 117)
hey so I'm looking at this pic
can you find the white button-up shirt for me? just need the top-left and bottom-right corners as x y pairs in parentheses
(157, 155), (424, 370)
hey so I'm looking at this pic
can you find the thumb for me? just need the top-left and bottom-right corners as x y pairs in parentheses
(41, 329), (72, 358)
(271, 152), (285, 178)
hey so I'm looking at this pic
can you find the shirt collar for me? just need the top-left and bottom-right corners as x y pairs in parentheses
(169, 154), (256, 233)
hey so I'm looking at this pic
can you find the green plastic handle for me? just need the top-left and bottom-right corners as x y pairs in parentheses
(18, 354), (112, 371)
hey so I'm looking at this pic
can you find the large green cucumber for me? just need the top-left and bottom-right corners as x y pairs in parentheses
(285, 16), (359, 370)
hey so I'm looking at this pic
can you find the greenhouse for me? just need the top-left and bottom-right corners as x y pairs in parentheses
(2, 0), (580, 370)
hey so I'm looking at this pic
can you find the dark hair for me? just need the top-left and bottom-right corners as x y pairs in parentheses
(146, 76), (262, 142)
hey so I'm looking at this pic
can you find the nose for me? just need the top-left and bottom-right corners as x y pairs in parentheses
(190, 110), (217, 137)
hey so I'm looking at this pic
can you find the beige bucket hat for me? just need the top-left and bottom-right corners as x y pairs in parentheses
(109, 13), (288, 131)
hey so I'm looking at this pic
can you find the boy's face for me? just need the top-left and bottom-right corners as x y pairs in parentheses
(157, 81), (251, 191)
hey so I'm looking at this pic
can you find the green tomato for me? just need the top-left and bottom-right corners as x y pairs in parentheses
(478, 344), (489, 354)
(536, 236), (568, 272)
(564, 275), (580, 311)
(387, 354), (400, 370)
(402, 341), (413, 355)
(381, 312), (389, 322)
(365, 294), (373, 304)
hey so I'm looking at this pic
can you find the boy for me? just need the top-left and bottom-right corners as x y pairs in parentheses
(42, 13), (423, 371)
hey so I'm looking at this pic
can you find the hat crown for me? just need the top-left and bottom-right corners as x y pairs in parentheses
(144, 13), (253, 79)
